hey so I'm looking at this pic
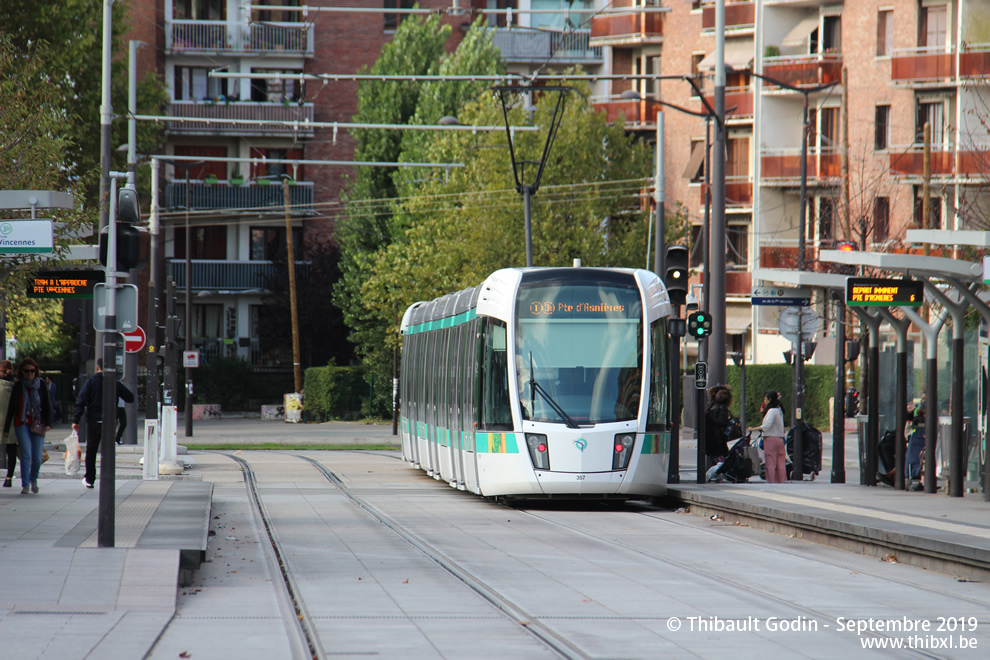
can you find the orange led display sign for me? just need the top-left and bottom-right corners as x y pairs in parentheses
(846, 278), (923, 307)
(26, 270), (104, 299)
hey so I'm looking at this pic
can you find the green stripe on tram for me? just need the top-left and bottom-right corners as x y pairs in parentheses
(405, 308), (477, 335)
(640, 432), (670, 455)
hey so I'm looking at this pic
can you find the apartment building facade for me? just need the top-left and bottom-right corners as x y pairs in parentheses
(126, 1), (989, 370)
(593, 0), (990, 364)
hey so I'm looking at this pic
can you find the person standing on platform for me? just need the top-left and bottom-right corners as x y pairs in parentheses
(906, 398), (926, 491)
(72, 359), (134, 489)
(748, 390), (787, 483)
(0, 360), (17, 488)
(704, 386), (734, 469)
(3, 358), (53, 494)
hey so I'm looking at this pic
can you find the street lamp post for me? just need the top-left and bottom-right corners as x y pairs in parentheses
(493, 86), (569, 267)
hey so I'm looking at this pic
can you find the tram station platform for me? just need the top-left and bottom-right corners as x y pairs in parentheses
(0, 431), (211, 660)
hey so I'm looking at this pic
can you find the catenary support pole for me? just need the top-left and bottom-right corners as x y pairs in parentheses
(924, 281), (971, 497)
(878, 309), (912, 491)
(831, 294), (846, 484)
(902, 305), (948, 495)
(708, 0), (727, 386)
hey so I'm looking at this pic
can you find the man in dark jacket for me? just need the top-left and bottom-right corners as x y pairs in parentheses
(72, 359), (134, 488)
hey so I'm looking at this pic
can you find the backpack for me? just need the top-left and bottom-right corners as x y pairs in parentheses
(724, 416), (743, 441)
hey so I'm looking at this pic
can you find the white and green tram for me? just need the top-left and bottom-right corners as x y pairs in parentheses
(399, 266), (675, 499)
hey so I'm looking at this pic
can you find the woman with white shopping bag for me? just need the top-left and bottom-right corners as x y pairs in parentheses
(3, 358), (53, 494)
(64, 429), (81, 476)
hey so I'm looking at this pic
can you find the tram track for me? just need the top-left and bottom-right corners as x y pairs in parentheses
(294, 453), (590, 660)
(513, 502), (986, 659)
(226, 452), (325, 660)
(224, 449), (588, 660)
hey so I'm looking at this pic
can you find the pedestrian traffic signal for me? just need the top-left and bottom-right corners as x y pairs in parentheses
(664, 245), (689, 306)
(687, 311), (712, 338)
(100, 187), (147, 272)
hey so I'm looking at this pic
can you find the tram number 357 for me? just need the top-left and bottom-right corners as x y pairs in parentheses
(576, 475), (586, 480)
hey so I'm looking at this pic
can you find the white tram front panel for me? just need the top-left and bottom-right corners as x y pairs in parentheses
(474, 267), (672, 497)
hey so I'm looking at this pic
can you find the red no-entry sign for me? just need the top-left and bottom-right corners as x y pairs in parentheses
(123, 326), (146, 353)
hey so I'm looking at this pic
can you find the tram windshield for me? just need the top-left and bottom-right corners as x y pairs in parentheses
(516, 271), (643, 425)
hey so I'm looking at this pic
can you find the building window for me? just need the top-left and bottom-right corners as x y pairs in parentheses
(685, 140), (706, 184)
(874, 105), (890, 150)
(822, 15), (841, 52)
(174, 67), (230, 101)
(250, 227), (303, 261)
(915, 99), (945, 145)
(818, 197), (835, 246)
(727, 221), (749, 270)
(877, 10), (893, 56)
(173, 226), (227, 260)
(914, 194), (943, 230)
(873, 197), (890, 242)
(384, 0), (415, 30)
(174, 0), (225, 21)
(919, 5), (947, 49)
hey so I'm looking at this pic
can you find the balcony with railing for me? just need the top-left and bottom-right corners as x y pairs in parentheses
(890, 46), (955, 84)
(702, 86), (754, 119)
(726, 270), (753, 297)
(165, 181), (314, 212)
(589, 12), (663, 47)
(167, 19), (314, 56)
(701, 177), (753, 207)
(762, 54), (843, 89)
(889, 147), (989, 180)
(491, 28), (601, 64)
(702, 2), (755, 31)
(960, 44), (990, 79)
(592, 98), (661, 128)
(167, 259), (310, 293)
(166, 101), (315, 137)
(760, 148), (841, 184)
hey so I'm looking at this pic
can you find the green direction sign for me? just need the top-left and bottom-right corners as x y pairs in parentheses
(26, 270), (104, 299)
(846, 278), (923, 307)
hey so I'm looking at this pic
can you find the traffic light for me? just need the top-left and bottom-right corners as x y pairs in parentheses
(845, 339), (860, 362)
(664, 245), (689, 306)
(100, 187), (147, 271)
(687, 311), (712, 338)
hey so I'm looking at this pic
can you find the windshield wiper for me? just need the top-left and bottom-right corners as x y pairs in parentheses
(528, 352), (581, 429)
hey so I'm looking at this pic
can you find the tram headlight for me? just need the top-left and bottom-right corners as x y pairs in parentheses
(612, 433), (635, 470)
(526, 433), (550, 471)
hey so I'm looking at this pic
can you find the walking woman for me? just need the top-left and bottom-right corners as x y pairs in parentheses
(3, 358), (53, 494)
(748, 390), (787, 483)
(0, 360), (17, 487)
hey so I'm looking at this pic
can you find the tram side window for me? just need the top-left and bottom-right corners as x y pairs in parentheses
(479, 319), (512, 431)
(464, 317), (480, 443)
(646, 319), (670, 432)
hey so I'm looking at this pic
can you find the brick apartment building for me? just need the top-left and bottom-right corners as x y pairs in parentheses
(124, 0), (989, 369)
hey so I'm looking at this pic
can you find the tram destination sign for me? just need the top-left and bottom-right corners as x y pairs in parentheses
(846, 278), (923, 307)
(26, 270), (104, 299)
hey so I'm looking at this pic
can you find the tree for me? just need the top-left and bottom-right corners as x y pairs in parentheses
(335, 17), (504, 413)
(0, 33), (88, 363)
(356, 85), (677, 378)
(0, 0), (168, 212)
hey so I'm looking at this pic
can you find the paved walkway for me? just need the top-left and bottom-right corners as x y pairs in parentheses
(0, 418), (986, 658)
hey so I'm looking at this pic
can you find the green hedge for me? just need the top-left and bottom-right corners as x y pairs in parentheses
(724, 363), (839, 430)
(303, 364), (369, 421)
